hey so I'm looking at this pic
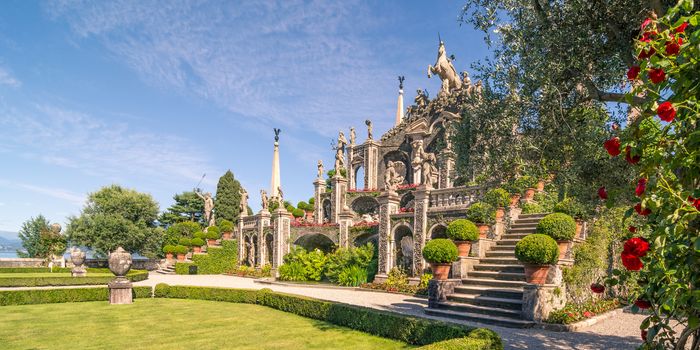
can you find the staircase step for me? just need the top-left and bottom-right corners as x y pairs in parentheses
(435, 300), (523, 318)
(498, 239), (521, 245)
(485, 250), (515, 257)
(425, 308), (534, 328)
(447, 293), (522, 310)
(474, 264), (524, 273)
(479, 257), (520, 265)
(501, 233), (529, 239)
(453, 285), (524, 299)
(461, 278), (527, 288)
(491, 244), (516, 251)
(467, 270), (525, 281)
(509, 227), (537, 233)
(518, 213), (548, 219)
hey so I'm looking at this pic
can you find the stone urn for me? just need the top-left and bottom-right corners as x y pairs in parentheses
(165, 252), (174, 260)
(70, 247), (87, 277)
(523, 264), (550, 285)
(108, 247), (133, 305)
(430, 263), (452, 280)
(453, 241), (472, 258)
(177, 253), (186, 261)
(108, 247), (132, 281)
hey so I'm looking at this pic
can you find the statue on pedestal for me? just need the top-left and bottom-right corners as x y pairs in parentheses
(317, 160), (324, 179)
(260, 190), (269, 210)
(422, 152), (438, 190)
(414, 89), (429, 107)
(411, 140), (424, 185)
(349, 127), (356, 145)
(195, 190), (215, 227)
(239, 188), (249, 215)
(427, 39), (462, 96)
(277, 186), (285, 207)
(365, 119), (373, 140)
(334, 147), (345, 174)
(337, 131), (348, 153)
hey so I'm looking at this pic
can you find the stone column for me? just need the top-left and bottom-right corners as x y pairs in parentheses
(271, 209), (290, 269)
(363, 141), (379, 190)
(338, 211), (354, 248)
(313, 178), (325, 224)
(376, 192), (400, 279)
(347, 146), (355, 191)
(412, 188), (430, 275)
(330, 175), (347, 223)
(257, 210), (271, 268)
(237, 216), (246, 265)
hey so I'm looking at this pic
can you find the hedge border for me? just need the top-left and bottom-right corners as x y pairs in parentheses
(0, 268), (149, 287)
(0, 286), (152, 306)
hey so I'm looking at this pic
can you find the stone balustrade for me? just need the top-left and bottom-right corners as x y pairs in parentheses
(428, 186), (482, 210)
(242, 216), (257, 229)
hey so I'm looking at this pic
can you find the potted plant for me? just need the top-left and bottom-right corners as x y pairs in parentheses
(484, 188), (510, 220)
(178, 237), (192, 251)
(206, 226), (221, 246)
(422, 239), (459, 280)
(536, 213), (577, 260)
(191, 237), (205, 253)
(514, 234), (559, 284)
(446, 219), (480, 257)
(465, 202), (496, 238)
(515, 176), (538, 201)
(175, 245), (188, 261)
(162, 245), (175, 260)
(553, 198), (587, 239)
(219, 220), (234, 240)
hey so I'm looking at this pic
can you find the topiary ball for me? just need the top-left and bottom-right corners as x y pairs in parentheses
(536, 213), (576, 241)
(191, 237), (205, 247)
(446, 219), (479, 241)
(218, 220), (233, 232)
(292, 208), (305, 218)
(515, 234), (559, 265)
(484, 188), (510, 208)
(422, 239), (459, 264)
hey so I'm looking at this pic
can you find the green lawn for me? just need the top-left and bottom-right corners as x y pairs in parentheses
(0, 299), (413, 349)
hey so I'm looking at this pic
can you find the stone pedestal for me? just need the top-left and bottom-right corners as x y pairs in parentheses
(71, 266), (87, 277)
(471, 238), (496, 258)
(313, 178), (326, 224)
(109, 279), (133, 305)
(338, 211), (354, 248)
(451, 256), (480, 279)
(330, 175), (348, 223)
(363, 140), (380, 190)
(508, 207), (522, 225)
(412, 188), (430, 275)
(428, 279), (462, 308)
(521, 284), (566, 321)
(376, 192), (400, 276)
(271, 209), (290, 268)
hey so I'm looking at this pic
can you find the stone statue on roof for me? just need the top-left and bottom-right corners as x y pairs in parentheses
(349, 127), (356, 145)
(317, 160), (324, 179)
(428, 39), (462, 95)
(414, 89), (429, 108)
(365, 119), (373, 140)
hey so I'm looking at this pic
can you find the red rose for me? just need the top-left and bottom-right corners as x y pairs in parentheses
(665, 37), (682, 56)
(690, 197), (700, 211)
(657, 101), (676, 122)
(626, 66), (640, 80)
(638, 47), (656, 59)
(640, 30), (657, 42)
(648, 68), (666, 84)
(624, 237), (650, 257)
(635, 203), (652, 216)
(583, 311), (594, 318)
(625, 146), (641, 164)
(635, 178), (647, 197)
(675, 22), (688, 33)
(642, 329), (648, 341)
(641, 18), (653, 30)
(590, 283), (605, 294)
(634, 299), (652, 309)
(629, 226), (637, 233)
(598, 186), (608, 200)
(604, 137), (621, 157)
(621, 251), (643, 271)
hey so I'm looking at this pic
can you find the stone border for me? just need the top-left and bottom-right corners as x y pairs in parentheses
(532, 307), (627, 332)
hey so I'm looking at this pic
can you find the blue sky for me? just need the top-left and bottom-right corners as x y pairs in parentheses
(0, 0), (490, 234)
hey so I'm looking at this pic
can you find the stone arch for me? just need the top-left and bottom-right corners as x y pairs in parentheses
(353, 231), (378, 247)
(350, 195), (379, 215)
(353, 164), (366, 190)
(429, 223), (448, 239)
(392, 224), (414, 274)
(322, 199), (331, 223)
(293, 233), (336, 253)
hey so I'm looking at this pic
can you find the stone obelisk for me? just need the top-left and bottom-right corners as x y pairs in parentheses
(270, 128), (281, 200)
(395, 76), (405, 126)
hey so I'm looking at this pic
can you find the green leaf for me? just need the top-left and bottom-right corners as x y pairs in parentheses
(641, 316), (651, 330)
(695, 237), (700, 252)
(689, 315), (700, 329)
(690, 13), (700, 26)
(681, 0), (694, 12)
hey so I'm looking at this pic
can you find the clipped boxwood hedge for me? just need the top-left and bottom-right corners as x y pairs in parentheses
(191, 239), (238, 274)
(484, 188), (510, 208)
(154, 284), (501, 349)
(536, 213), (576, 241)
(514, 234), (558, 265)
(422, 239), (459, 264)
(0, 269), (149, 287)
(446, 219), (479, 241)
(175, 262), (196, 275)
(0, 286), (152, 306)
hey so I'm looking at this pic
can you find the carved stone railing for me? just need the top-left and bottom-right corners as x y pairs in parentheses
(242, 216), (257, 229)
(428, 186), (482, 210)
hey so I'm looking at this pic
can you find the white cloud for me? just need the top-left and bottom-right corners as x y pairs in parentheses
(0, 179), (84, 205)
(0, 66), (20, 87)
(45, 0), (397, 137)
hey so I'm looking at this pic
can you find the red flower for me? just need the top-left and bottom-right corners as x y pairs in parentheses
(642, 329), (648, 341)
(603, 137), (621, 157)
(621, 251), (644, 271)
(635, 178), (647, 197)
(634, 299), (652, 309)
(583, 311), (594, 318)
(665, 40), (681, 56)
(689, 197), (700, 211)
(624, 237), (650, 257)
(657, 101), (676, 122)
(648, 68), (666, 84)
(675, 22), (688, 33)
(638, 47), (656, 59)
(641, 18), (653, 30)
(635, 203), (652, 216)
(640, 30), (657, 42)
(590, 283), (605, 294)
(628, 226), (637, 233)
(625, 146), (641, 164)
(626, 66), (640, 80)
(598, 187), (608, 200)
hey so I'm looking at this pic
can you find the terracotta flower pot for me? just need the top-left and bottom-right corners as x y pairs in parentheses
(478, 224), (490, 239)
(495, 207), (505, 220)
(536, 180), (545, 192)
(165, 253), (173, 260)
(524, 188), (536, 201)
(176, 254), (186, 261)
(222, 232), (232, 240)
(453, 241), (472, 258)
(523, 264), (550, 284)
(430, 263), (452, 280)
(193, 246), (202, 253)
(557, 240), (571, 260)
(510, 194), (521, 207)
(575, 220), (583, 239)
(207, 239), (218, 246)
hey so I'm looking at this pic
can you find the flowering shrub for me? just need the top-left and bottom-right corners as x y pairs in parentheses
(399, 207), (415, 213)
(601, 6), (700, 348)
(397, 184), (418, 191)
(291, 222), (338, 227)
(546, 299), (620, 324)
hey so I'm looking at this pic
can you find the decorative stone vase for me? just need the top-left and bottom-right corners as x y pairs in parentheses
(207, 239), (218, 246)
(524, 188), (536, 201)
(222, 232), (232, 240)
(453, 241), (472, 258)
(495, 207), (505, 220)
(510, 194), (521, 207)
(536, 180), (545, 192)
(193, 246), (202, 253)
(177, 253), (186, 261)
(523, 264), (550, 285)
(430, 263), (452, 280)
(107, 246), (133, 305)
(70, 247), (87, 277)
(165, 253), (174, 260)
(557, 240), (571, 260)
(108, 247), (132, 280)
(477, 224), (489, 239)
(575, 220), (584, 239)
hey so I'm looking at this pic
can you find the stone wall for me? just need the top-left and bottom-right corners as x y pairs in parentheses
(0, 258), (44, 268)
(84, 258), (159, 271)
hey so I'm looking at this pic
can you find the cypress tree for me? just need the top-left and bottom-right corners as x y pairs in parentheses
(215, 170), (241, 223)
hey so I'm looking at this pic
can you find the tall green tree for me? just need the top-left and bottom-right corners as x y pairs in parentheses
(17, 215), (65, 259)
(159, 191), (205, 226)
(66, 185), (162, 258)
(215, 170), (242, 223)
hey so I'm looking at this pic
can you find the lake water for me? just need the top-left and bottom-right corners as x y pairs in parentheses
(0, 251), (19, 259)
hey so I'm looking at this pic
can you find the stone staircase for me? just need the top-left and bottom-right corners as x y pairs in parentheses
(425, 213), (548, 328)
(155, 264), (175, 275)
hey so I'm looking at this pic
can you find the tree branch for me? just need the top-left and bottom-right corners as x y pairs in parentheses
(581, 78), (644, 104)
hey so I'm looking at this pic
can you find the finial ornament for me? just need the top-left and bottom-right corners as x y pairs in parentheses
(398, 76), (405, 90)
(273, 128), (281, 142)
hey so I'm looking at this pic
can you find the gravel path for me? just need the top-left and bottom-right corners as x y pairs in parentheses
(136, 274), (644, 349)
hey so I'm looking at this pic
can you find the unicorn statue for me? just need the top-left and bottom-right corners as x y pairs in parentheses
(427, 37), (462, 96)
